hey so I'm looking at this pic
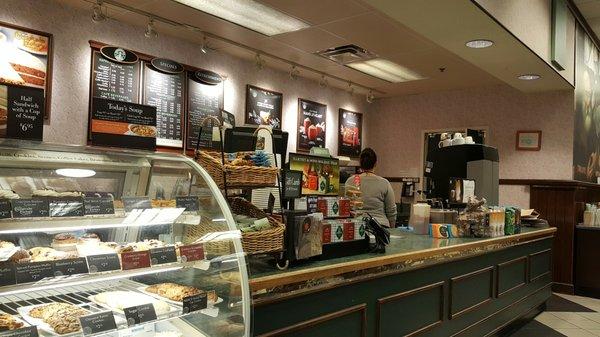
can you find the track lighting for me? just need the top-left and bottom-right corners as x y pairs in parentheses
(145, 18), (158, 38)
(289, 65), (300, 80)
(366, 90), (375, 103)
(319, 75), (328, 88)
(348, 82), (354, 96)
(255, 53), (265, 70)
(200, 35), (209, 54)
(92, 1), (106, 23)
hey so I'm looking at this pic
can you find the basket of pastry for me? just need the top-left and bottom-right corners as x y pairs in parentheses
(228, 197), (284, 255)
(195, 150), (279, 189)
(183, 215), (234, 256)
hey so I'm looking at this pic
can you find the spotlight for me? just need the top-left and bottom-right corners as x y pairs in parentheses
(289, 65), (300, 80)
(319, 75), (328, 88)
(145, 18), (158, 38)
(255, 54), (265, 70)
(348, 82), (354, 96)
(366, 90), (375, 103)
(200, 35), (209, 54)
(92, 1), (106, 22)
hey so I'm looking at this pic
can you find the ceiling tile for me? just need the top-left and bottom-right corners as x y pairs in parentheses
(273, 27), (348, 54)
(578, 1), (600, 19)
(256, 0), (370, 25)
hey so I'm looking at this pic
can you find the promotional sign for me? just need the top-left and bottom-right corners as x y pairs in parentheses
(245, 85), (282, 129)
(0, 21), (52, 120)
(90, 97), (157, 150)
(338, 109), (362, 157)
(283, 170), (303, 199)
(288, 153), (340, 196)
(3, 85), (44, 140)
(143, 60), (185, 148)
(186, 73), (223, 150)
(297, 99), (326, 152)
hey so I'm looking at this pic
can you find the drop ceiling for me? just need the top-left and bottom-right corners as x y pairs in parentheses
(59, 0), (573, 97)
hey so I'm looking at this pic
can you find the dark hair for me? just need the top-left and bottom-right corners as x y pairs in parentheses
(359, 148), (377, 170)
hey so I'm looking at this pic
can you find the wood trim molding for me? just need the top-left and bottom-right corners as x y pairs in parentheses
(499, 179), (600, 189)
(529, 249), (552, 283)
(496, 256), (528, 298)
(376, 281), (445, 337)
(450, 266), (494, 320)
(257, 304), (367, 337)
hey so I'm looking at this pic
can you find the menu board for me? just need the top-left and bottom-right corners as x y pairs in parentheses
(186, 73), (223, 150)
(143, 60), (185, 148)
(338, 109), (363, 157)
(245, 85), (282, 129)
(91, 48), (140, 103)
(297, 98), (326, 152)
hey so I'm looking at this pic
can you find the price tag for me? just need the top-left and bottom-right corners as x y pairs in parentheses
(83, 197), (115, 216)
(124, 304), (157, 326)
(178, 244), (204, 262)
(0, 200), (12, 219)
(15, 262), (53, 284)
(11, 199), (49, 218)
(0, 262), (16, 286)
(182, 293), (207, 314)
(149, 247), (177, 265)
(175, 196), (199, 212)
(49, 197), (84, 217)
(53, 258), (89, 276)
(79, 311), (117, 336)
(121, 251), (151, 270)
(87, 254), (121, 273)
(0, 326), (39, 337)
(122, 197), (152, 212)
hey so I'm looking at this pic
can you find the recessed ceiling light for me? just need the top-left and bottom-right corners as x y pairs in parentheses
(172, 0), (309, 36)
(466, 39), (494, 48)
(518, 74), (541, 80)
(347, 58), (425, 83)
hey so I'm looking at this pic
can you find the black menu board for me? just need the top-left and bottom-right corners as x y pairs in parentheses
(143, 59), (185, 148)
(245, 85), (282, 129)
(338, 109), (363, 157)
(5, 84), (44, 141)
(91, 48), (140, 103)
(186, 73), (223, 150)
(297, 98), (326, 151)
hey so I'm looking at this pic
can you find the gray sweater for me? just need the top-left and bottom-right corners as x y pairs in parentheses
(345, 174), (397, 227)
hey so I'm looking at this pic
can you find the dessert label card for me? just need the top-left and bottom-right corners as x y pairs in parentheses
(11, 199), (49, 218)
(5, 85), (44, 141)
(175, 196), (199, 212)
(0, 262), (16, 286)
(53, 257), (89, 276)
(0, 326), (39, 337)
(183, 293), (207, 314)
(0, 199), (12, 219)
(15, 261), (53, 284)
(122, 197), (152, 212)
(121, 251), (151, 270)
(179, 244), (204, 262)
(124, 303), (157, 326)
(83, 197), (115, 216)
(297, 98), (326, 152)
(80, 311), (117, 336)
(149, 246), (177, 265)
(87, 253), (121, 273)
(49, 197), (84, 217)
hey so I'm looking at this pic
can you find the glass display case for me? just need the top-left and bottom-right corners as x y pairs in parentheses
(0, 140), (250, 337)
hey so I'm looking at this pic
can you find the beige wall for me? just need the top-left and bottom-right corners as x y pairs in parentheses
(0, 0), (368, 155)
(475, 0), (576, 85)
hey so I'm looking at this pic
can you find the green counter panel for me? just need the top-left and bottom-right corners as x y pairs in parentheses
(253, 237), (553, 337)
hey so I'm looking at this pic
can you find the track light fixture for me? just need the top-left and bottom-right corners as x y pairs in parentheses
(366, 90), (375, 103)
(348, 82), (354, 96)
(92, 1), (106, 23)
(289, 65), (300, 80)
(200, 34), (209, 54)
(145, 18), (158, 38)
(319, 75), (328, 88)
(255, 53), (265, 70)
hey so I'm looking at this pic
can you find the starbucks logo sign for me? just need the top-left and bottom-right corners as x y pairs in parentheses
(114, 48), (126, 62)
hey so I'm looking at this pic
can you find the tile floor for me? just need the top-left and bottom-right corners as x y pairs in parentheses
(510, 293), (600, 337)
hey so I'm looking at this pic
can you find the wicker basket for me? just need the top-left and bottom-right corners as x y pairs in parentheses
(183, 216), (234, 257)
(229, 197), (285, 255)
(196, 150), (279, 189)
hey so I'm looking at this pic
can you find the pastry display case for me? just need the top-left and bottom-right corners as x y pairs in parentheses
(0, 140), (250, 337)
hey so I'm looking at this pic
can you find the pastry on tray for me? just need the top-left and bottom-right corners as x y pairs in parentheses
(28, 247), (77, 262)
(78, 233), (100, 244)
(151, 199), (176, 208)
(0, 190), (19, 200)
(28, 302), (88, 335)
(0, 312), (24, 331)
(145, 283), (205, 302)
(91, 291), (171, 315)
(0, 241), (15, 249)
(7, 248), (30, 263)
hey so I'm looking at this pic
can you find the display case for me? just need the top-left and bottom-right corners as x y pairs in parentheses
(0, 140), (250, 337)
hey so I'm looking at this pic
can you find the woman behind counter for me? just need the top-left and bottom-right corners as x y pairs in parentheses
(345, 148), (397, 227)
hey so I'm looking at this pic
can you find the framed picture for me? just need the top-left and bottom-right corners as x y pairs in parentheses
(516, 130), (542, 151)
(297, 98), (326, 152)
(338, 108), (362, 157)
(245, 84), (282, 129)
(0, 21), (53, 120)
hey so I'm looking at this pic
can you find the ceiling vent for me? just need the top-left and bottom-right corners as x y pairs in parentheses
(315, 44), (377, 65)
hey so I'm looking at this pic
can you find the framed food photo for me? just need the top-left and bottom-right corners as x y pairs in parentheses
(0, 21), (53, 120)
(338, 109), (362, 157)
(245, 85), (282, 129)
(516, 130), (542, 151)
(297, 98), (326, 152)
